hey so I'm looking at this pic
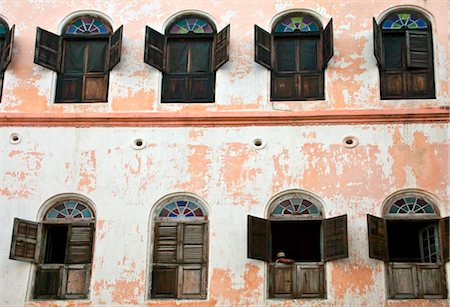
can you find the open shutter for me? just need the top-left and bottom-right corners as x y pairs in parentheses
(34, 27), (62, 72)
(9, 218), (42, 263)
(323, 214), (348, 261)
(406, 30), (431, 68)
(367, 214), (388, 261)
(144, 26), (166, 72)
(109, 25), (123, 70)
(1, 25), (14, 71)
(154, 223), (179, 263)
(213, 25), (230, 71)
(440, 217), (449, 262)
(322, 19), (333, 68)
(66, 223), (94, 264)
(247, 215), (271, 262)
(373, 18), (383, 68)
(254, 25), (272, 70)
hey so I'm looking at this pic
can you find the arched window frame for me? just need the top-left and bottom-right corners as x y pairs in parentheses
(0, 17), (15, 101)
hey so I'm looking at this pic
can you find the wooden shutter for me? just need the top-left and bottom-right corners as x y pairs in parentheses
(406, 30), (431, 68)
(440, 217), (449, 263)
(34, 27), (62, 72)
(372, 18), (383, 68)
(247, 215), (271, 262)
(154, 223), (179, 263)
(9, 218), (42, 263)
(294, 263), (325, 298)
(387, 263), (418, 299)
(66, 224), (94, 264)
(254, 25), (272, 70)
(1, 25), (14, 71)
(182, 223), (206, 263)
(109, 25), (123, 70)
(151, 266), (178, 298)
(322, 19), (333, 68)
(323, 214), (348, 261)
(63, 264), (91, 299)
(367, 214), (388, 261)
(179, 264), (206, 299)
(34, 266), (62, 299)
(144, 26), (166, 72)
(213, 25), (230, 71)
(417, 264), (447, 298)
(269, 264), (293, 298)
(299, 72), (324, 100)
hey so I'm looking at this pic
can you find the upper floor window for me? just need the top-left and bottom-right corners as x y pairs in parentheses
(254, 14), (333, 101)
(144, 15), (230, 103)
(247, 192), (348, 299)
(9, 199), (95, 299)
(150, 196), (209, 299)
(373, 11), (435, 99)
(0, 18), (14, 100)
(34, 15), (123, 103)
(367, 193), (448, 299)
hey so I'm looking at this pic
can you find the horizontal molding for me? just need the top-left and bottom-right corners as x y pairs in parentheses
(1, 108), (449, 127)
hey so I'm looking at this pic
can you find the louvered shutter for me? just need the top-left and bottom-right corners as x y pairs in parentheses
(406, 30), (431, 68)
(322, 19), (333, 68)
(182, 223), (206, 263)
(323, 214), (348, 261)
(144, 26), (166, 72)
(440, 217), (449, 263)
(66, 223), (94, 264)
(247, 215), (271, 262)
(154, 223), (178, 263)
(1, 25), (14, 71)
(213, 25), (230, 71)
(9, 218), (42, 263)
(34, 27), (62, 72)
(373, 18), (383, 68)
(254, 25), (272, 70)
(367, 214), (388, 261)
(109, 25), (123, 70)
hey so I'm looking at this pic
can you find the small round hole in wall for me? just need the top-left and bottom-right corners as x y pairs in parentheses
(342, 135), (358, 148)
(132, 138), (146, 150)
(252, 138), (266, 150)
(9, 133), (21, 144)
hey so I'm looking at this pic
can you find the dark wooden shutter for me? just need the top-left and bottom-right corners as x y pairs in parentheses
(322, 19), (333, 68)
(154, 223), (179, 263)
(406, 30), (431, 68)
(367, 214), (388, 261)
(1, 25), (14, 71)
(66, 224), (94, 264)
(9, 218), (42, 263)
(323, 214), (348, 261)
(151, 266), (178, 298)
(182, 223), (206, 263)
(34, 266), (62, 299)
(213, 25), (230, 71)
(247, 215), (271, 262)
(109, 25), (123, 70)
(440, 217), (449, 263)
(254, 25), (272, 70)
(34, 27), (62, 72)
(144, 26), (166, 72)
(373, 18), (383, 67)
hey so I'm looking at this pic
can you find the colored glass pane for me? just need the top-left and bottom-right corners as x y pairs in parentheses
(158, 199), (206, 219)
(0, 23), (7, 35)
(382, 12), (427, 30)
(169, 18), (213, 34)
(65, 16), (110, 34)
(388, 197), (435, 214)
(271, 197), (321, 217)
(275, 16), (320, 33)
(46, 200), (93, 219)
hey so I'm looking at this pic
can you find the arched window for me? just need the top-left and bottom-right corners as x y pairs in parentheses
(254, 13), (333, 101)
(0, 18), (14, 100)
(34, 15), (123, 103)
(9, 199), (95, 299)
(247, 192), (348, 298)
(367, 192), (448, 299)
(373, 10), (435, 99)
(144, 14), (230, 103)
(150, 196), (208, 299)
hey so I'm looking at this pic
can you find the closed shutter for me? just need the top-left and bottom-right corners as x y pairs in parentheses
(34, 27), (62, 72)
(144, 26), (166, 72)
(323, 214), (348, 261)
(254, 25), (272, 70)
(440, 217), (449, 263)
(387, 263), (418, 299)
(182, 223), (206, 263)
(55, 74), (83, 102)
(162, 74), (188, 102)
(269, 264), (293, 298)
(381, 72), (405, 99)
(271, 73), (297, 101)
(34, 265), (62, 299)
(63, 264), (91, 299)
(416, 264), (447, 298)
(247, 215), (271, 262)
(213, 25), (230, 71)
(66, 224), (94, 264)
(294, 263), (325, 298)
(179, 264), (206, 299)
(367, 214), (388, 261)
(372, 18), (383, 67)
(151, 266), (178, 298)
(9, 218), (42, 263)
(108, 25), (123, 70)
(322, 19), (333, 68)
(154, 223), (179, 263)
(189, 74), (214, 102)
(1, 25), (14, 71)
(299, 72), (324, 99)
(406, 31), (431, 68)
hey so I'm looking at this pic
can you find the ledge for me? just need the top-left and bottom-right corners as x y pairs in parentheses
(1, 108), (448, 127)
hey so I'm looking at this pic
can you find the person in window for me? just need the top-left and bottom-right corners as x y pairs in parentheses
(276, 251), (295, 264)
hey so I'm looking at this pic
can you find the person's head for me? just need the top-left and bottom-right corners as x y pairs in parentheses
(276, 251), (286, 258)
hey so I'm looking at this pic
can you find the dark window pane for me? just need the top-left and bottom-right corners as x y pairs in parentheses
(384, 34), (403, 69)
(190, 41), (211, 73)
(64, 41), (84, 73)
(87, 40), (107, 72)
(44, 225), (68, 264)
(299, 39), (317, 71)
(168, 40), (188, 73)
(276, 38), (296, 71)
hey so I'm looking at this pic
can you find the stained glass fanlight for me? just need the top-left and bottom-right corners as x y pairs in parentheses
(275, 15), (320, 33)
(382, 12), (428, 30)
(388, 196), (436, 214)
(46, 200), (94, 219)
(271, 197), (321, 217)
(0, 20), (8, 35)
(158, 199), (206, 219)
(169, 17), (214, 34)
(65, 16), (111, 34)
